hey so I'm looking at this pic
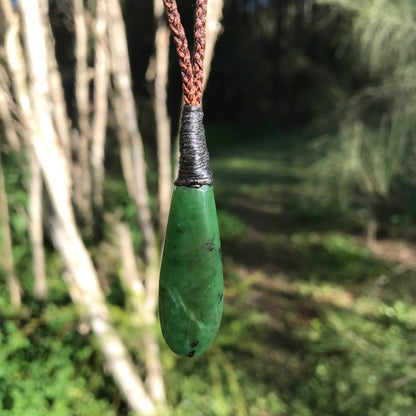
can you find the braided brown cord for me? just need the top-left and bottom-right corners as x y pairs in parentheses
(192, 0), (207, 103)
(162, 0), (207, 106)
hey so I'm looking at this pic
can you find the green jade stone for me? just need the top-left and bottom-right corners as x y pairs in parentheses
(159, 185), (223, 357)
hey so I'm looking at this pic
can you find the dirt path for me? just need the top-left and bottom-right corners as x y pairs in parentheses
(364, 238), (416, 271)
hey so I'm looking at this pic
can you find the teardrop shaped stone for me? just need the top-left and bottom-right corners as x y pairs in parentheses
(159, 185), (223, 357)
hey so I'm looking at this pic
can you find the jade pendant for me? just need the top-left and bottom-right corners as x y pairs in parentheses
(159, 185), (223, 357)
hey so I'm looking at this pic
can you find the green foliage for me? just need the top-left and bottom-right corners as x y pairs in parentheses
(1, 152), (33, 291)
(0, 152), (122, 415)
(310, 120), (410, 204)
(0, 304), (119, 416)
(312, 0), (416, 220)
(321, 0), (416, 74)
(290, 305), (416, 416)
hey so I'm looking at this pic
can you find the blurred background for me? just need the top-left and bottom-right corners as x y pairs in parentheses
(1, 0), (416, 415)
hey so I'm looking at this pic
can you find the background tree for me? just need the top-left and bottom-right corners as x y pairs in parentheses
(310, 0), (416, 240)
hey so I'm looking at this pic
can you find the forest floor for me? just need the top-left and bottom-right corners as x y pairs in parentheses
(197, 124), (416, 415)
(3, 125), (416, 415)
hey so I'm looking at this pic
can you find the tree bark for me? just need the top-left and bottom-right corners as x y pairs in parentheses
(151, 0), (172, 236)
(1, 1), (48, 304)
(91, 0), (110, 208)
(203, 0), (224, 91)
(0, 68), (20, 152)
(0, 155), (22, 309)
(107, 0), (157, 267)
(29, 152), (47, 300)
(111, 91), (162, 396)
(19, 1), (156, 413)
(40, 0), (73, 161)
(116, 222), (145, 303)
(116, 222), (166, 403)
(73, 0), (93, 227)
(51, 219), (156, 415)
(1, 0), (33, 133)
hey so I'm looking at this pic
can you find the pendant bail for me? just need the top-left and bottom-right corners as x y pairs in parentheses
(174, 105), (213, 188)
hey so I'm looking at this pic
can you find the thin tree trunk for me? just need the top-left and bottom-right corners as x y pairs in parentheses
(142, 326), (165, 403)
(73, 0), (93, 226)
(51, 219), (155, 415)
(116, 222), (145, 304)
(62, 269), (91, 335)
(110, 85), (162, 399)
(107, 0), (157, 266)
(116, 222), (166, 403)
(110, 89), (160, 320)
(0, 155), (21, 309)
(29, 152), (47, 300)
(44, 20), (73, 161)
(38, 0), (72, 160)
(203, 0), (224, 91)
(152, 0), (172, 236)
(1, 0), (46, 304)
(112, 92), (138, 198)
(0, 68), (20, 152)
(1, 0), (33, 132)
(19, 1), (156, 413)
(91, 0), (110, 208)
(74, 0), (90, 141)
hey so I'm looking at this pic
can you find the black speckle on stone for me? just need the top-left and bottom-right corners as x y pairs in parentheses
(188, 350), (195, 358)
(191, 341), (199, 348)
(217, 293), (223, 303)
(205, 237), (215, 251)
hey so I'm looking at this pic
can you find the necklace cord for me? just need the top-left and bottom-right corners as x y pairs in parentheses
(163, 0), (207, 107)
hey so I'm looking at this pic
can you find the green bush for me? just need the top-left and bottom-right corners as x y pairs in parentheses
(0, 304), (119, 416)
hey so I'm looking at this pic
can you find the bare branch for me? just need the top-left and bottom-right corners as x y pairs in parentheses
(91, 0), (110, 208)
(116, 221), (166, 403)
(107, 0), (157, 266)
(29, 152), (47, 300)
(73, 0), (93, 227)
(50, 218), (156, 415)
(1, 0), (34, 132)
(116, 222), (145, 301)
(153, 0), (172, 236)
(74, 0), (91, 141)
(203, 0), (224, 91)
(0, 68), (20, 151)
(0, 0), (14, 25)
(142, 329), (166, 403)
(44, 16), (73, 160)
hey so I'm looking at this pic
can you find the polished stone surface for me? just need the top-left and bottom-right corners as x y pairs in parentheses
(159, 185), (223, 357)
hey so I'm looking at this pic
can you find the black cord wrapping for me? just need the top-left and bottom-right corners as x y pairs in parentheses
(175, 105), (213, 187)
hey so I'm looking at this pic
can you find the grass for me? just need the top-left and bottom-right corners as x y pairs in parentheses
(186, 124), (416, 415)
